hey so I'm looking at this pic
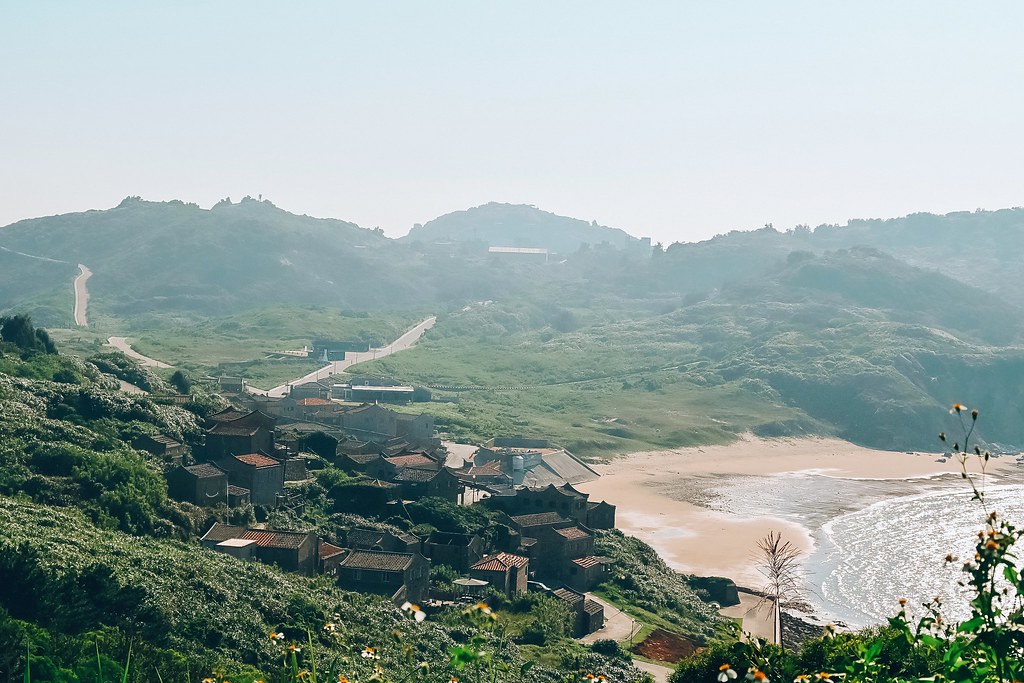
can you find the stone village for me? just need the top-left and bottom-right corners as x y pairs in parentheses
(139, 375), (619, 636)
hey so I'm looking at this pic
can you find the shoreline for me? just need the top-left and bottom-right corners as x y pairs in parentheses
(577, 434), (1018, 609)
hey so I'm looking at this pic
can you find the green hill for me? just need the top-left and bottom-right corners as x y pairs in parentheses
(402, 202), (645, 253)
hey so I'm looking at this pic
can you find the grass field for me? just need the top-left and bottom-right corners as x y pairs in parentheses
(50, 306), (422, 389)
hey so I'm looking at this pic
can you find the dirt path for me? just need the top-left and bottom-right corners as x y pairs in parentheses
(106, 336), (172, 369)
(73, 264), (92, 326)
(251, 316), (437, 397)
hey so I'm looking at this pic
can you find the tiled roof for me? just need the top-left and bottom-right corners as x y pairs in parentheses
(572, 555), (611, 569)
(296, 398), (333, 406)
(427, 531), (475, 546)
(184, 463), (225, 478)
(209, 422), (260, 437)
(554, 526), (591, 540)
(392, 468), (439, 483)
(227, 484), (250, 496)
(553, 587), (584, 605)
(583, 599), (604, 615)
(240, 529), (310, 549)
(509, 511), (568, 528)
(201, 523), (246, 543)
(209, 408), (248, 423)
(470, 552), (529, 572)
(149, 434), (182, 447)
(234, 453), (280, 468)
(384, 454), (437, 469)
(339, 550), (414, 571)
(319, 542), (346, 560)
(345, 453), (382, 464)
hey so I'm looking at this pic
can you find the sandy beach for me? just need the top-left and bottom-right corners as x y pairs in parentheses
(577, 435), (1018, 590)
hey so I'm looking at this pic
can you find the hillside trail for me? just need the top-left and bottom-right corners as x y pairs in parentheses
(73, 264), (92, 326)
(250, 315), (437, 397)
(106, 336), (172, 369)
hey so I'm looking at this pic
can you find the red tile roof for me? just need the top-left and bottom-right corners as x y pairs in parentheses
(296, 398), (333, 406)
(240, 529), (311, 549)
(319, 542), (346, 560)
(234, 453), (280, 468)
(470, 552), (529, 572)
(572, 555), (611, 569)
(384, 454), (437, 469)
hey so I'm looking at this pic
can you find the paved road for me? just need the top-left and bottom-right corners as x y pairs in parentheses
(251, 316), (437, 397)
(107, 336), (173, 369)
(580, 593), (640, 644)
(633, 659), (674, 683)
(73, 264), (92, 327)
(577, 594), (674, 682)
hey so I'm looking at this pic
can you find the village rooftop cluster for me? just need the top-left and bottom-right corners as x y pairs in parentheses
(134, 374), (619, 636)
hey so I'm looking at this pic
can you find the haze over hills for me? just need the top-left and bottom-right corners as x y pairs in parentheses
(402, 201), (647, 253)
(3, 196), (1024, 452)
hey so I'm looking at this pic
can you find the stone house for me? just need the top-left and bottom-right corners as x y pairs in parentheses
(346, 528), (421, 553)
(319, 541), (347, 576)
(167, 463), (228, 506)
(329, 479), (399, 514)
(336, 550), (430, 603)
(201, 523), (319, 575)
(133, 434), (186, 465)
(553, 587), (605, 636)
(423, 531), (484, 573)
(469, 552), (529, 596)
(341, 405), (435, 444)
(216, 453), (285, 506)
(391, 467), (462, 502)
(204, 409), (276, 459)
(290, 379), (334, 400)
(567, 555), (614, 592)
(484, 483), (616, 530)
(529, 523), (595, 580)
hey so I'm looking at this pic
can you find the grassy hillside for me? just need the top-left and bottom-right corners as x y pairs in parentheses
(5, 198), (1024, 452)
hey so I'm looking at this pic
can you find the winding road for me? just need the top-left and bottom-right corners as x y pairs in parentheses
(250, 315), (437, 397)
(73, 264), (92, 326)
(106, 336), (173, 369)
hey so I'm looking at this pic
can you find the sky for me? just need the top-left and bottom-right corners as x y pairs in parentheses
(2, 2), (1023, 245)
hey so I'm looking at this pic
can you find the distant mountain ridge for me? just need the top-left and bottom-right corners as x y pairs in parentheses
(3, 195), (1024, 453)
(401, 202), (647, 253)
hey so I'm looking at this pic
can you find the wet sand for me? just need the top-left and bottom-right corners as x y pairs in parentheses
(577, 435), (1015, 590)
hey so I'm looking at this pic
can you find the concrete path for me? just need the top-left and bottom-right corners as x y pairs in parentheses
(73, 264), (92, 326)
(576, 594), (674, 682)
(580, 593), (640, 644)
(251, 315), (436, 397)
(106, 336), (172, 369)
(633, 659), (675, 683)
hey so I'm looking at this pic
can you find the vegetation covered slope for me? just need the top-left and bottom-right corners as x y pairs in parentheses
(4, 198), (1024, 452)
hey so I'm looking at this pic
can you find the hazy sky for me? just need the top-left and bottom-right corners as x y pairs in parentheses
(3, 2), (1023, 245)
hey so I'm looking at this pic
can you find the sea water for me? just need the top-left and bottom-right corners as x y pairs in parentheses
(812, 485), (1024, 627)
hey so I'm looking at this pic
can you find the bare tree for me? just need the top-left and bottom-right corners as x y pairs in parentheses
(756, 531), (804, 648)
